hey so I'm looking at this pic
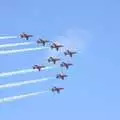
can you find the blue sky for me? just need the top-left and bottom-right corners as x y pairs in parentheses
(0, 0), (120, 120)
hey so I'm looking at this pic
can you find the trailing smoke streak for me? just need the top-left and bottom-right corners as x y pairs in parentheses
(0, 69), (36, 77)
(76, 50), (81, 54)
(0, 77), (53, 89)
(0, 66), (54, 77)
(0, 42), (34, 48)
(0, 47), (48, 55)
(0, 91), (49, 104)
(0, 36), (17, 39)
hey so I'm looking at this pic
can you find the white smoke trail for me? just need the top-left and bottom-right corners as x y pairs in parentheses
(0, 66), (54, 77)
(0, 47), (48, 55)
(0, 42), (34, 48)
(0, 77), (53, 89)
(0, 36), (17, 39)
(77, 50), (81, 54)
(0, 90), (49, 104)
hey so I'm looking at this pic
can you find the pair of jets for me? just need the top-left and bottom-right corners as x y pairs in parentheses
(37, 38), (63, 51)
(33, 65), (68, 80)
(37, 39), (63, 51)
(33, 59), (73, 70)
(48, 57), (73, 68)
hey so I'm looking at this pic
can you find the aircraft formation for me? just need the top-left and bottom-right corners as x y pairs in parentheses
(20, 32), (77, 94)
(0, 32), (78, 103)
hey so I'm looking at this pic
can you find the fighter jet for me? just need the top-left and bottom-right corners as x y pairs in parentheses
(64, 50), (77, 57)
(60, 62), (73, 69)
(50, 43), (64, 51)
(56, 73), (68, 80)
(48, 57), (60, 64)
(33, 65), (45, 71)
(37, 39), (49, 46)
(51, 86), (64, 94)
(20, 32), (33, 40)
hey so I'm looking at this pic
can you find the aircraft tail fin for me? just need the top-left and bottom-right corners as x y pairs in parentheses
(70, 53), (72, 57)
(56, 48), (59, 51)
(66, 66), (69, 69)
(48, 59), (50, 63)
(53, 60), (56, 64)
(50, 46), (53, 49)
(64, 52), (67, 56)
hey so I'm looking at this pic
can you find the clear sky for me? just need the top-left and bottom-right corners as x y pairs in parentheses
(0, 0), (120, 120)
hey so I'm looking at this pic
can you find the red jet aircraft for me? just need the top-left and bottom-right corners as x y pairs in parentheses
(56, 73), (68, 80)
(48, 57), (60, 64)
(37, 39), (49, 46)
(50, 43), (64, 51)
(33, 65), (45, 71)
(20, 32), (33, 40)
(64, 50), (77, 57)
(60, 62), (73, 69)
(51, 87), (64, 94)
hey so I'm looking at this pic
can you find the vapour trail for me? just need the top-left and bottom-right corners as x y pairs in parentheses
(77, 50), (81, 54)
(0, 42), (34, 48)
(0, 77), (53, 89)
(0, 36), (17, 39)
(0, 90), (49, 104)
(0, 66), (54, 77)
(0, 47), (48, 55)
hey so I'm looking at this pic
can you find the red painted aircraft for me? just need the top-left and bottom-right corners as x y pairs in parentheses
(48, 57), (60, 64)
(60, 62), (73, 69)
(33, 65), (45, 71)
(20, 32), (33, 40)
(50, 43), (64, 51)
(56, 73), (68, 80)
(37, 39), (49, 46)
(64, 50), (77, 57)
(51, 87), (64, 94)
